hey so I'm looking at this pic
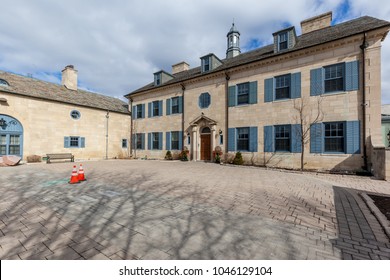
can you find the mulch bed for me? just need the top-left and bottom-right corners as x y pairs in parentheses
(369, 194), (390, 221)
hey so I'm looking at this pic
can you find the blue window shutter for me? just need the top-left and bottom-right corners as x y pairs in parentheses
(148, 133), (152, 150)
(310, 68), (324, 96)
(346, 120), (360, 154)
(310, 123), (323, 153)
(291, 124), (302, 153)
(148, 102), (152, 118)
(132, 134), (136, 149)
(264, 78), (274, 102)
(228, 86), (236, 107)
(249, 81), (258, 104)
(249, 126), (258, 152)
(141, 133), (145, 150)
(132, 106), (136, 119)
(166, 99), (171, 115)
(158, 132), (163, 150)
(178, 96), (183, 113)
(264, 126), (274, 152)
(64, 137), (70, 148)
(228, 128), (236, 151)
(166, 132), (171, 150)
(345, 61), (359, 91)
(159, 100), (163, 116)
(291, 72), (301, 99)
(179, 131), (183, 150)
(141, 104), (145, 118)
(80, 137), (85, 148)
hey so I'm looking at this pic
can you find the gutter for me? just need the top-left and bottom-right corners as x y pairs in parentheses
(360, 33), (369, 171)
(225, 72), (230, 158)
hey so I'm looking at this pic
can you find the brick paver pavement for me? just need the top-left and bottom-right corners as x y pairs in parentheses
(0, 160), (389, 259)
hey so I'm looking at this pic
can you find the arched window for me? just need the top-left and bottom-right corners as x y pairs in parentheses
(0, 79), (9, 86)
(201, 127), (211, 134)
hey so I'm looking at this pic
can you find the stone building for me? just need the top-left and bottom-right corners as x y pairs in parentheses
(0, 65), (131, 161)
(126, 12), (390, 175)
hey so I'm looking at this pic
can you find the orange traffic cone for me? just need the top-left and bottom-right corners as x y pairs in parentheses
(69, 165), (80, 184)
(78, 164), (86, 181)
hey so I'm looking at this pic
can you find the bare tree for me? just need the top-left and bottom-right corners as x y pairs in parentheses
(293, 96), (324, 171)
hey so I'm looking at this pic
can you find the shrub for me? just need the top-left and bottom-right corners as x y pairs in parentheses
(27, 155), (42, 163)
(165, 150), (173, 160)
(179, 149), (189, 161)
(232, 151), (244, 165)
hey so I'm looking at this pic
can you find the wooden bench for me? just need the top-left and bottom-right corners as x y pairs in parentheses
(46, 153), (74, 164)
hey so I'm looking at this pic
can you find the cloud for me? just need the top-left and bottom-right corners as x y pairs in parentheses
(0, 0), (389, 102)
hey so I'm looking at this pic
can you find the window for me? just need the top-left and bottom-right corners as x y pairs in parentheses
(136, 104), (143, 119)
(279, 32), (288, 51)
(219, 135), (223, 145)
(237, 127), (249, 151)
(0, 135), (7, 155)
(152, 101), (159, 117)
(152, 132), (159, 150)
(324, 64), (344, 93)
(171, 131), (179, 150)
(202, 57), (210, 72)
(136, 134), (143, 149)
(0, 79), (9, 86)
(171, 97), (179, 114)
(237, 82), (249, 105)
(122, 139), (128, 149)
(275, 125), (290, 152)
(154, 73), (161, 86)
(64, 136), (85, 148)
(199, 92), (211, 109)
(275, 74), (290, 100)
(187, 135), (191, 145)
(70, 110), (81, 120)
(324, 122), (344, 153)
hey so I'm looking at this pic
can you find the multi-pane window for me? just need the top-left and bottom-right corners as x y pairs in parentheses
(70, 137), (79, 147)
(275, 125), (290, 152)
(279, 32), (288, 51)
(237, 127), (249, 151)
(0, 135), (6, 155)
(275, 74), (290, 100)
(152, 101), (159, 117)
(324, 122), (345, 152)
(136, 104), (143, 119)
(70, 110), (81, 120)
(203, 57), (210, 72)
(324, 64), (344, 93)
(136, 134), (143, 149)
(122, 139), (128, 149)
(237, 82), (249, 105)
(152, 132), (159, 150)
(154, 73), (161, 86)
(9, 135), (20, 155)
(171, 97), (179, 114)
(199, 92), (211, 109)
(171, 131), (179, 150)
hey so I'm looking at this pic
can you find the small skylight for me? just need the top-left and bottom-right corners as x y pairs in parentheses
(0, 79), (9, 86)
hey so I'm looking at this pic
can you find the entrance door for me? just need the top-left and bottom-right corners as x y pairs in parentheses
(200, 134), (211, 160)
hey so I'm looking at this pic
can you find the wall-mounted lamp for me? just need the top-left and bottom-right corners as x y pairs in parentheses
(0, 118), (6, 127)
(219, 129), (223, 135)
(387, 131), (390, 147)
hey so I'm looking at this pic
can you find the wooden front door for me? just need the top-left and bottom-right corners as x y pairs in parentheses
(200, 134), (211, 160)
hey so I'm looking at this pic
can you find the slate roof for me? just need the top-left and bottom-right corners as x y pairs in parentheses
(126, 15), (390, 97)
(0, 71), (129, 114)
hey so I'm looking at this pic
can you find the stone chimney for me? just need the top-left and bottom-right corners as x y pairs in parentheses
(301, 12), (332, 34)
(61, 65), (78, 91)
(172, 62), (190, 75)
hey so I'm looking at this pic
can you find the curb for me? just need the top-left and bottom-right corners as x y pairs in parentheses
(360, 192), (390, 239)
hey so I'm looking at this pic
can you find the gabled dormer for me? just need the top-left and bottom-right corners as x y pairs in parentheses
(273, 26), (297, 53)
(154, 70), (174, 86)
(200, 54), (223, 73)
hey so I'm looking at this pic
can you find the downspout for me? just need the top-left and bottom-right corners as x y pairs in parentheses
(129, 98), (133, 157)
(180, 83), (185, 153)
(225, 72), (230, 159)
(105, 111), (110, 159)
(360, 33), (369, 171)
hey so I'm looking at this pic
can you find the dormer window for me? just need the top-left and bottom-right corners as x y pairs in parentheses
(0, 79), (9, 86)
(278, 32), (288, 51)
(154, 73), (162, 86)
(202, 56), (210, 72)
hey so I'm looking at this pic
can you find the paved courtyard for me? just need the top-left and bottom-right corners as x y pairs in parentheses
(0, 160), (389, 260)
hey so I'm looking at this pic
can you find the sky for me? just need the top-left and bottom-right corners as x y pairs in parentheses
(0, 0), (389, 102)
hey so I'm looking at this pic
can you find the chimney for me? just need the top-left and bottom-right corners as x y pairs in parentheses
(172, 61), (190, 75)
(61, 65), (78, 91)
(301, 12), (332, 34)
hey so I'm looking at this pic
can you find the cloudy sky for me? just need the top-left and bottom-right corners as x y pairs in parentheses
(0, 0), (389, 102)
